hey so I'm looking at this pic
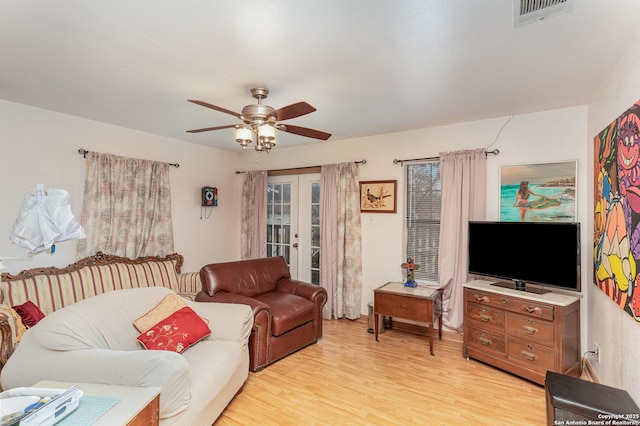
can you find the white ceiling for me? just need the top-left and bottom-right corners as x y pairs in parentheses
(1, 0), (639, 152)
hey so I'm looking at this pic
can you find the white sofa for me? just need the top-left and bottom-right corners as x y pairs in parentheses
(0, 251), (203, 370)
(0, 286), (253, 425)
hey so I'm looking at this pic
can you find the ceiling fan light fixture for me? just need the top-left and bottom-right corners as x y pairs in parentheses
(258, 123), (276, 142)
(235, 126), (253, 149)
(187, 86), (331, 152)
(257, 123), (276, 152)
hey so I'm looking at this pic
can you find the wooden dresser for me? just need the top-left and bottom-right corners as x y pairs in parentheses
(463, 280), (581, 385)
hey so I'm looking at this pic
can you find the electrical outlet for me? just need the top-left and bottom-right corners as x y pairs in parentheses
(594, 343), (601, 362)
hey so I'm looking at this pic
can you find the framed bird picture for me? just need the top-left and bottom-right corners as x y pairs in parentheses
(360, 180), (397, 213)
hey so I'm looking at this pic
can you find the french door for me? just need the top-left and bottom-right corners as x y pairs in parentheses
(267, 174), (320, 284)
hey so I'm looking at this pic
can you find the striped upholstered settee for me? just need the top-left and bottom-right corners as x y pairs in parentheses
(0, 252), (201, 371)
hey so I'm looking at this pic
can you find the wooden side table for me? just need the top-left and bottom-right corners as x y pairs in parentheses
(33, 380), (160, 425)
(374, 282), (443, 355)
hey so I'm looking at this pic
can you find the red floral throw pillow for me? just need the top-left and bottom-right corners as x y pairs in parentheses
(12, 301), (46, 328)
(136, 306), (211, 353)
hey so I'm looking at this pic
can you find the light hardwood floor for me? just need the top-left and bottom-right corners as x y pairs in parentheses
(215, 318), (546, 425)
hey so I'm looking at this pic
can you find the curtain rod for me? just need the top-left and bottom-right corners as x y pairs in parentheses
(78, 148), (180, 168)
(392, 149), (499, 165)
(235, 159), (367, 174)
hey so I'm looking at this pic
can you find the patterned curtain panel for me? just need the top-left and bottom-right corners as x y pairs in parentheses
(240, 170), (267, 260)
(320, 162), (363, 319)
(438, 148), (486, 332)
(76, 152), (174, 259)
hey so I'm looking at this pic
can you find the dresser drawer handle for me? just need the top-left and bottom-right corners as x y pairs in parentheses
(522, 351), (537, 361)
(479, 314), (492, 322)
(479, 337), (492, 346)
(522, 305), (542, 315)
(475, 295), (490, 303)
(523, 325), (538, 335)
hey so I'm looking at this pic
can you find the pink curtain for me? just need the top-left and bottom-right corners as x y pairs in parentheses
(320, 162), (362, 320)
(240, 171), (267, 259)
(76, 151), (174, 259)
(438, 148), (486, 332)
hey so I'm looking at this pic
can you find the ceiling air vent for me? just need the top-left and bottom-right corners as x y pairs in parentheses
(514, 0), (573, 27)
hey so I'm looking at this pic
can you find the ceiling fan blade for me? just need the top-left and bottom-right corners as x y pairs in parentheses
(280, 124), (331, 140)
(186, 124), (237, 133)
(188, 100), (241, 118)
(273, 102), (316, 121)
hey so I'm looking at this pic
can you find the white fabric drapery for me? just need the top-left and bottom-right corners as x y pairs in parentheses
(320, 162), (363, 320)
(438, 148), (486, 332)
(240, 170), (267, 260)
(76, 151), (174, 259)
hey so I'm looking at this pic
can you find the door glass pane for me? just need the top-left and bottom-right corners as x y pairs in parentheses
(283, 183), (291, 203)
(275, 224), (281, 243)
(283, 204), (291, 222)
(273, 184), (282, 203)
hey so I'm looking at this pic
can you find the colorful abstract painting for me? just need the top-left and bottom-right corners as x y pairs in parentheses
(500, 161), (577, 222)
(594, 98), (640, 322)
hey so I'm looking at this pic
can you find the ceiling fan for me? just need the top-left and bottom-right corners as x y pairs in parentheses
(187, 87), (331, 151)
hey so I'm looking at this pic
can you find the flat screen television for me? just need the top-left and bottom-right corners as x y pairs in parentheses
(467, 221), (581, 294)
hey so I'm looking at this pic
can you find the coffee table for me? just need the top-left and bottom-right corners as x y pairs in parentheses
(33, 380), (160, 425)
(374, 282), (443, 355)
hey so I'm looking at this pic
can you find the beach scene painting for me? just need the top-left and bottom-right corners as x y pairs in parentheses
(500, 161), (577, 222)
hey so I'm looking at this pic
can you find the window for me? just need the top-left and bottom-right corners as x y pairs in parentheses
(404, 161), (441, 281)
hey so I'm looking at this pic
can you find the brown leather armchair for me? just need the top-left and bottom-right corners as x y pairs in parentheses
(197, 256), (327, 372)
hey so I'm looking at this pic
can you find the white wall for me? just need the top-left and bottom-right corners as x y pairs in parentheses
(237, 106), (589, 330)
(587, 29), (640, 399)
(0, 100), (243, 274)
